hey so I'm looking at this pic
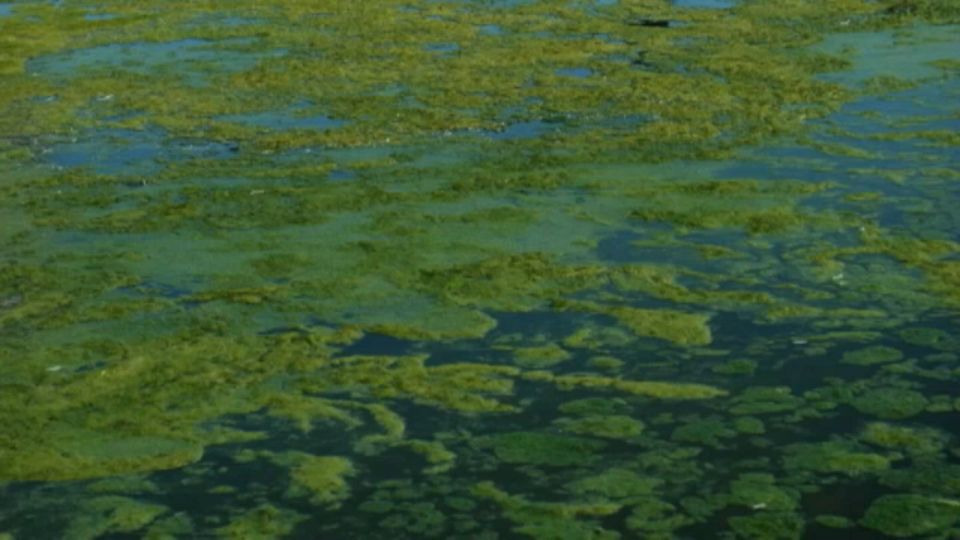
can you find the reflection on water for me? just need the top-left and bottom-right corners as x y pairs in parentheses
(1, 1), (960, 539)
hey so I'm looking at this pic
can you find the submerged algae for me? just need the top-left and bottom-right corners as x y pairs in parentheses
(472, 481), (621, 540)
(557, 397), (631, 417)
(841, 345), (904, 365)
(553, 414), (645, 440)
(861, 494), (960, 538)
(473, 431), (607, 467)
(860, 422), (946, 455)
(783, 441), (892, 476)
(712, 358), (757, 376)
(64, 496), (167, 540)
(728, 473), (799, 512)
(565, 468), (662, 500)
(728, 511), (805, 540)
(548, 373), (726, 400)
(624, 497), (694, 537)
(670, 417), (737, 448)
(850, 386), (928, 419)
(880, 461), (960, 496)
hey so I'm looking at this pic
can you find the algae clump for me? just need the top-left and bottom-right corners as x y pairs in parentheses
(860, 422), (946, 455)
(588, 356), (625, 372)
(553, 415), (645, 440)
(472, 481), (621, 540)
(277, 452), (355, 508)
(851, 387), (928, 419)
(815, 515), (854, 528)
(64, 496), (167, 540)
(565, 468), (662, 500)
(556, 300), (712, 346)
(728, 474), (799, 512)
(898, 327), (952, 349)
(558, 398), (631, 417)
(728, 511), (805, 540)
(0, 427), (203, 482)
(728, 387), (804, 415)
(603, 305), (713, 347)
(216, 504), (307, 540)
(550, 374), (727, 400)
(304, 355), (520, 413)
(712, 359), (758, 376)
(474, 431), (606, 467)
(841, 345), (904, 366)
(671, 418), (737, 448)
(861, 494), (960, 538)
(624, 497), (694, 537)
(513, 343), (571, 369)
(783, 441), (892, 476)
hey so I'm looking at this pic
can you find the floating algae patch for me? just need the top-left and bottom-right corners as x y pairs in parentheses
(859, 422), (947, 455)
(850, 386), (929, 419)
(841, 344), (904, 365)
(783, 441), (893, 477)
(861, 494), (960, 538)
(548, 373), (726, 399)
(624, 496), (695, 537)
(727, 386), (805, 416)
(712, 358), (757, 376)
(605, 305), (713, 346)
(728, 511), (805, 540)
(0, 426), (203, 482)
(472, 481), (622, 540)
(558, 397), (631, 416)
(276, 452), (355, 508)
(300, 354), (521, 413)
(898, 326), (955, 349)
(670, 416), (738, 448)
(63, 496), (168, 540)
(727, 473), (799, 512)
(217, 504), (307, 540)
(557, 300), (713, 346)
(880, 461), (960, 497)
(512, 343), (571, 368)
(565, 467), (662, 499)
(553, 414), (644, 440)
(472, 431), (607, 467)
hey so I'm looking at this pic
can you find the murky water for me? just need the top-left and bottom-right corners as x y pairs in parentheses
(1, 1), (959, 539)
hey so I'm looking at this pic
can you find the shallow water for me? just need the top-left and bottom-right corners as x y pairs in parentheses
(1, 1), (960, 539)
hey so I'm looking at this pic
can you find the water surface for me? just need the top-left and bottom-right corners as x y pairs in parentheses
(1, 1), (959, 539)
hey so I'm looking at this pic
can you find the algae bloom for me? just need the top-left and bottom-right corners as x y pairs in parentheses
(1, 0), (959, 537)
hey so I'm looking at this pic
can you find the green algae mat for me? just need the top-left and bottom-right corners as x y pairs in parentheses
(1, 0), (960, 538)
